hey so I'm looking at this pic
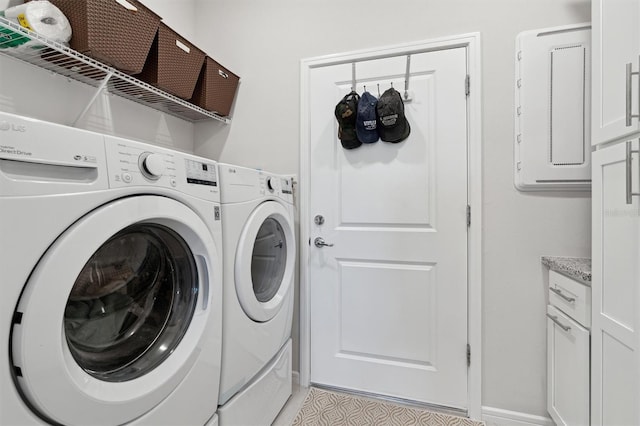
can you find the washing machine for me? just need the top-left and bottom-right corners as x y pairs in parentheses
(217, 163), (295, 426)
(0, 112), (223, 426)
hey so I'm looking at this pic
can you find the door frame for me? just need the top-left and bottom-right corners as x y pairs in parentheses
(298, 33), (482, 420)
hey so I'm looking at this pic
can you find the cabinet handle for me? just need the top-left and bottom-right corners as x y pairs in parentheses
(550, 287), (576, 303)
(626, 57), (639, 127)
(626, 140), (640, 205)
(547, 314), (571, 332)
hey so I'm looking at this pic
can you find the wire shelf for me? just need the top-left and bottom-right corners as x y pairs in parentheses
(0, 17), (230, 124)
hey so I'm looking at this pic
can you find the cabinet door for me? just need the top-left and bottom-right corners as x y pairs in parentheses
(547, 305), (590, 426)
(592, 0), (640, 145)
(591, 140), (640, 426)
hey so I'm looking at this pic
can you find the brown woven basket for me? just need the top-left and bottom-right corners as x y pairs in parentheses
(136, 23), (205, 100)
(48, 0), (161, 74)
(189, 56), (240, 117)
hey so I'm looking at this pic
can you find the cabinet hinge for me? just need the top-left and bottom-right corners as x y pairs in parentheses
(465, 75), (470, 97)
(467, 343), (471, 367)
(466, 205), (471, 227)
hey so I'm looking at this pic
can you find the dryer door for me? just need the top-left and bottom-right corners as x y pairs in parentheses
(11, 196), (219, 426)
(235, 201), (295, 322)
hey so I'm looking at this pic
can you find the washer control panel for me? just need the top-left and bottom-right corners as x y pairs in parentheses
(104, 136), (219, 201)
(185, 159), (217, 187)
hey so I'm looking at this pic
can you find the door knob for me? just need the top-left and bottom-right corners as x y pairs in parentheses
(314, 237), (334, 248)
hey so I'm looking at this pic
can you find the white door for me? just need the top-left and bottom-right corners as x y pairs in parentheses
(309, 47), (469, 409)
(591, 139), (640, 426)
(591, 0), (640, 145)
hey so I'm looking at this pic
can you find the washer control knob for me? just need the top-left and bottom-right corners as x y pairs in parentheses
(122, 173), (132, 183)
(139, 152), (165, 180)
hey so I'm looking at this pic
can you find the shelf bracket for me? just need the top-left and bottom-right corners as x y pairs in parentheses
(72, 70), (115, 127)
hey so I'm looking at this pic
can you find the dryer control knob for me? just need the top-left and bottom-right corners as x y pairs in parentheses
(139, 152), (165, 180)
(266, 176), (275, 192)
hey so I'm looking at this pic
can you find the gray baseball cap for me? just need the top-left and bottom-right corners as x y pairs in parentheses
(376, 88), (410, 143)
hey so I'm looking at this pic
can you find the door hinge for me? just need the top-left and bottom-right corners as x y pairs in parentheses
(466, 205), (471, 227)
(467, 343), (471, 367)
(465, 74), (470, 97)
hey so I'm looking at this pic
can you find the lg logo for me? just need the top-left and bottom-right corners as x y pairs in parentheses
(0, 121), (26, 132)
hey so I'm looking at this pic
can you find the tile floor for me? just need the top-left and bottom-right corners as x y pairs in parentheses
(272, 383), (482, 426)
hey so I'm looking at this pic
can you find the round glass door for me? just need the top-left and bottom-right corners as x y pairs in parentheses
(11, 196), (218, 426)
(251, 218), (287, 303)
(64, 223), (198, 382)
(235, 201), (295, 322)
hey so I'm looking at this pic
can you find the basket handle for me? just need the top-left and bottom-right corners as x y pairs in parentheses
(115, 0), (138, 12)
(218, 70), (229, 79)
(175, 39), (191, 54)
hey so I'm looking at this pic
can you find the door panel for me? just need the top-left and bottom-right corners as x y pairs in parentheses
(309, 47), (468, 408)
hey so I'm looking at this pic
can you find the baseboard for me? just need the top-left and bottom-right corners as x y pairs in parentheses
(482, 406), (555, 426)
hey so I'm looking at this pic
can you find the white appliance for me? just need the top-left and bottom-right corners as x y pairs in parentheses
(217, 163), (295, 426)
(0, 112), (223, 426)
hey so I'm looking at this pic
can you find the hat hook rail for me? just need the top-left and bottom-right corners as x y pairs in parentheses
(403, 54), (412, 103)
(351, 62), (356, 93)
(348, 54), (412, 102)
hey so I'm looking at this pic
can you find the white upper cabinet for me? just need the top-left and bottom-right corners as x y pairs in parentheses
(592, 0), (640, 145)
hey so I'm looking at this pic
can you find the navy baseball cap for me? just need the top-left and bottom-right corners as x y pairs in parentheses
(356, 91), (379, 144)
(376, 87), (411, 143)
(334, 91), (361, 149)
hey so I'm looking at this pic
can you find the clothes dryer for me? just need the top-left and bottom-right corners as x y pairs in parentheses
(217, 164), (295, 426)
(0, 112), (223, 426)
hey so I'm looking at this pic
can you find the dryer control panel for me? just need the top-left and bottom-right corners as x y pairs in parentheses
(104, 136), (219, 201)
(218, 163), (294, 204)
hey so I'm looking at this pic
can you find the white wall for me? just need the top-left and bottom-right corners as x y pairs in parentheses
(192, 0), (592, 419)
(0, 0), (198, 151)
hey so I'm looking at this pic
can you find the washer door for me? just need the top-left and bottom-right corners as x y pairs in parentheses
(11, 196), (218, 426)
(234, 201), (295, 322)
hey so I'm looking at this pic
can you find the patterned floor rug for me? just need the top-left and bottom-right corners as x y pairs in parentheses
(292, 387), (484, 426)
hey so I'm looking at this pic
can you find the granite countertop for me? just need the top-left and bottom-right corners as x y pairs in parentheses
(541, 256), (591, 285)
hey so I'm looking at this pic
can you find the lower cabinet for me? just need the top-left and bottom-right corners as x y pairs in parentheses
(547, 304), (590, 426)
(545, 268), (592, 426)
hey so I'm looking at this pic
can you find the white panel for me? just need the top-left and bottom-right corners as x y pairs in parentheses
(514, 23), (591, 191)
(601, 332), (637, 426)
(338, 261), (435, 367)
(339, 75), (435, 227)
(550, 46), (585, 166)
(602, 161), (637, 330)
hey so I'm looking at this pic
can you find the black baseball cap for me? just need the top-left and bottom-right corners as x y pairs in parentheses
(376, 87), (410, 143)
(335, 91), (362, 149)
